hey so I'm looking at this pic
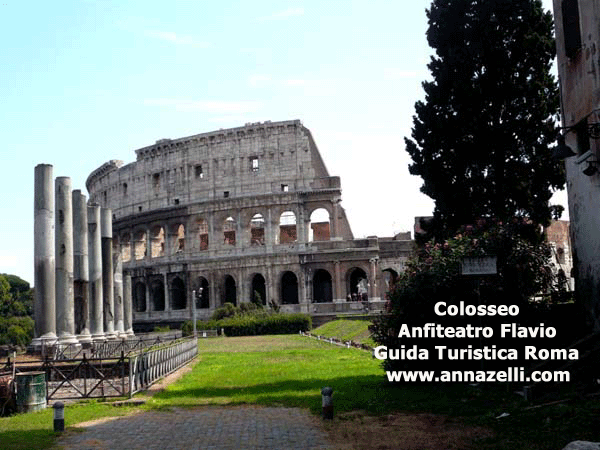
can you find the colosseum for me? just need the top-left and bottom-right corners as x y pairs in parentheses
(86, 119), (412, 330)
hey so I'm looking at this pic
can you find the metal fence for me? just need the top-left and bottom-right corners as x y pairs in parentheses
(2, 336), (198, 401)
(129, 337), (198, 395)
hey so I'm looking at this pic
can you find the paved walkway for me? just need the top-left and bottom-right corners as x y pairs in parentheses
(54, 405), (331, 450)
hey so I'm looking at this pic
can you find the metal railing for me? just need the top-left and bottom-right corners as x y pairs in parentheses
(4, 336), (198, 401)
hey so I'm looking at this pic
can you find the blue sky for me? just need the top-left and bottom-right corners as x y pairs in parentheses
(0, 0), (562, 285)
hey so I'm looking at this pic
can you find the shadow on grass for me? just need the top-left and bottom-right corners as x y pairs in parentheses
(0, 429), (56, 450)
(150, 373), (479, 416)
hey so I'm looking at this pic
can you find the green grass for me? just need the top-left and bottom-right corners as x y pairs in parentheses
(312, 319), (375, 347)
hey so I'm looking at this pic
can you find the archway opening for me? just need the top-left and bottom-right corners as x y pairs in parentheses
(313, 269), (333, 303)
(196, 277), (210, 309)
(198, 219), (209, 251)
(150, 226), (165, 257)
(223, 275), (237, 305)
(134, 230), (147, 260)
(171, 277), (186, 310)
(309, 208), (330, 241)
(151, 279), (165, 311)
(224, 217), (236, 246)
(349, 268), (368, 302)
(250, 213), (265, 246)
(382, 268), (399, 291)
(279, 211), (297, 244)
(251, 273), (267, 305)
(121, 233), (131, 262)
(173, 224), (185, 252)
(134, 281), (146, 312)
(281, 271), (299, 304)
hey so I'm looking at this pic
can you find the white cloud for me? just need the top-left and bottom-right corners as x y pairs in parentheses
(144, 99), (263, 114)
(258, 8), (304, 21)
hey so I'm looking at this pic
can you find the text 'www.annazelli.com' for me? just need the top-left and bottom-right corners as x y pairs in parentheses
(386, 368), (570, 383)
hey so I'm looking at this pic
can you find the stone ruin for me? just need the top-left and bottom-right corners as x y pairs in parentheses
(32, 164), (133, 351)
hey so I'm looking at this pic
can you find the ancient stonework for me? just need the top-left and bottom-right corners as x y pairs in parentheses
(86, 120), (412, 329)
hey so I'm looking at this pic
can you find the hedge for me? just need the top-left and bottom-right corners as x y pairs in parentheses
(220, 313), (311, 337)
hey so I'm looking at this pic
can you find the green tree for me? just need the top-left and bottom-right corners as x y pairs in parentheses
(405, 0), (564, 240)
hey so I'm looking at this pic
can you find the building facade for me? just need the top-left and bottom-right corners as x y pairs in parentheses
(553, 0), (600, 329)
(86, 120), (412, 329)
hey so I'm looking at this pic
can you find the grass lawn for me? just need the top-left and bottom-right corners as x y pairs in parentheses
(311, 319), (375, 347)
(147, 335), (444, 415)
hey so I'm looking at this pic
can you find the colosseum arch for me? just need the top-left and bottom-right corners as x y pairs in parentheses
(223, 275), (237, 305)
(223, 217), (236, 246)
(279, 211), (297, 244)
(382, 268), (399, 291)
(170, 276), (186, 310)
(121, 233), (131, 262)
(250, 213), (266, 246)
(133, 280), (146, 312)
(348, 267), (368, 301)
(197, 219), (209, 251)
(309, 208), (331, 242)
(251, 273), (267, 305)
(172, 223), (185, 253)
(133, 229), (147, 260)
(195, 277), (210, 309)
(313, 269), (333, 303)
(280, 271), (299, 304)
(150, 278), (165, 311)
(150, 225), (165, 258)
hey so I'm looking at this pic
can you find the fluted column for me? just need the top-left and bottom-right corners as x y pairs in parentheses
(101, 208), (117, 339)
(55, 177), (79, 345)
(88, 204), (105, 342)
(32, 164), (57, 349)
(113, 237), (125, 337)
(123, 272), (134, 336)
(73, 190), (91, 345)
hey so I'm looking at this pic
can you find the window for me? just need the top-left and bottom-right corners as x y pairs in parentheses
(562, 0), (581, 59)
(281, 184), (289, 192)
(224, 191), (230, 198)
(123, 183), (128, 195)
(251, 157), (259, 172)
(174, 198), (180, 205)
(153, 173), (160, 189)
(195, 164), (204, 178)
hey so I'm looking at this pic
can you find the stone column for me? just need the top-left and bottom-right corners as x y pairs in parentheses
(88, 204), (105, 342)
(331, 201), (340, 239)
(55, 177), (79, 345)
(333, 260), (342, 302)
(164, 272), (171, 312)
(122, 272), (133, 336)
(369, 257), (379, 301)
(73, 190), (92, 345)
(101, 208), (117, 339)
(32, 164), (57, 349)
(113, 238), (125, 338)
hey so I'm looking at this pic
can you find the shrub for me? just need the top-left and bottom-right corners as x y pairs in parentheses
(211, 302), (237, 320)
(220, 313), (311, 337)
(182, 319), (221, 336)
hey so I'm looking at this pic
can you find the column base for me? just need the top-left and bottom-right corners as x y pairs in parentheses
(58, 332), (81, 346)
(77, 329), (93, 346)
(92, 333), (107, 343)
(30, 333), (58, 353)
(104, 331), (118, 340)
